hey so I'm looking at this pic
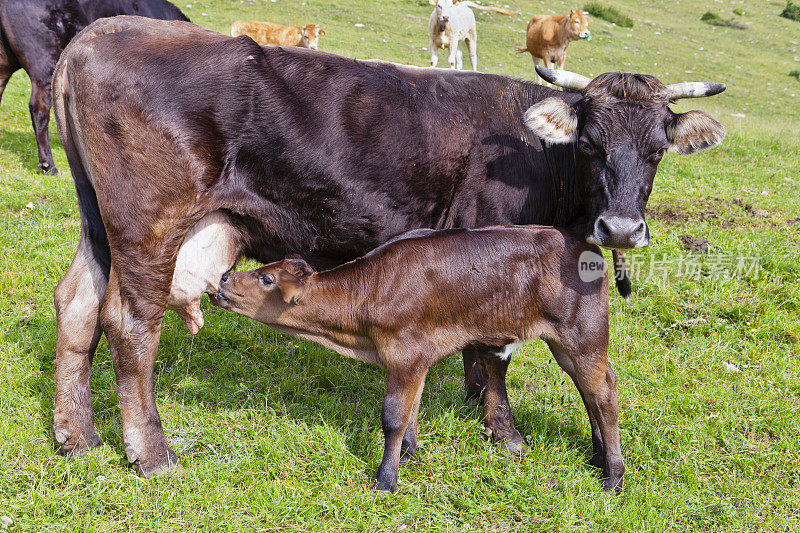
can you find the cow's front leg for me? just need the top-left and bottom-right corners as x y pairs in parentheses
(102, 266), (178, 477)
(28, 78), (57, 174)
(477, 347), (526, 456)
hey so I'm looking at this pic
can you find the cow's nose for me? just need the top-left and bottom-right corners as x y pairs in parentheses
(221, 272), (230, 284)
(592, 216), (649, 249)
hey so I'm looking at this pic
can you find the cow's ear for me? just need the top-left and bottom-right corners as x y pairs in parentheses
(666, 110), (726, 155)
(277, 270), (305, 304)
(524, 97), (578, 144)
(319, 27), (326, 35)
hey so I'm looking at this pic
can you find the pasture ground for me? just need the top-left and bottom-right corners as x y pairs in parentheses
(1, 0), (799, 530)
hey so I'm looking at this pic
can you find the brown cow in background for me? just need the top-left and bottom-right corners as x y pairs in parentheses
(231, 20), (325, 49)
(517, 9), (591, 77)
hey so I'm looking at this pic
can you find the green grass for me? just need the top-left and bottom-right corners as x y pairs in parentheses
(781, 1), (800, 22)
(583, 2), (633, 28)
(2, 0), (800, 530)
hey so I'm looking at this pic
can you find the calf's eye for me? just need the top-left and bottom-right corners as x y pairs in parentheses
(260, 275), (274, 286)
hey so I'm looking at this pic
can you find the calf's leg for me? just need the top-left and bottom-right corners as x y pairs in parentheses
(399, 378), (425, 463)
(466, 34), (477, 71)
(547, 341), (604, 469)
(53, 238), (109, 456)
(547, 339), (624, 491)
(374, 366), (427, 493)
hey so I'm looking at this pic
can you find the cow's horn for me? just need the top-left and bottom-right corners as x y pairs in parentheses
(535, 66), (591, 92)
(666, 82), (726, 100)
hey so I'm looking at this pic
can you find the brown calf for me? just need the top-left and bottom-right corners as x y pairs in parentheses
(230, 20), (325, 49)
(516, 9), (591, 74)
(210, 226), (622, 493)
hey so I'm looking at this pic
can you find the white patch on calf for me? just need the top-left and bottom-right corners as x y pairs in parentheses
(523, 97), (578, 144)
(168, 211), (241, 331)
(493, 342), (525, 361)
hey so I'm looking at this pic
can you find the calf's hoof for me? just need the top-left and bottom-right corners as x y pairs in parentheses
(372, 476), (398, 493)
(601, 473), (624, 493)
(601, 462), (625, 492)
(54, 424), (102, 458)
(588, 452), (605, 470)
(131, 447), (182, 478)
(399, 446), (416, 465)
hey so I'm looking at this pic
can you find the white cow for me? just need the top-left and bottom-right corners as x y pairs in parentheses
(428, 0), (477, 70)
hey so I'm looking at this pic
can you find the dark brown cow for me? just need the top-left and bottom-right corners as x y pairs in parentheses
(51, 16), (726, 478)
(0, 0), (188, 174)
(210, 225), (620, 492)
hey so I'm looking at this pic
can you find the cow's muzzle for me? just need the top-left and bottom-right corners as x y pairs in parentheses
(589, 215), (649, 250)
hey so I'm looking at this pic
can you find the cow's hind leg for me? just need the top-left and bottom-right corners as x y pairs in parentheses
(28, 77), (56, 174)
(102, 264), (179, 477)
(547, 339), (624, 491)
(479, 348), (526, 456)
(53, 238), (109, 456)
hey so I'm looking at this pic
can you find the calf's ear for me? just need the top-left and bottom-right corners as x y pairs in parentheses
(283, 257), (315, 279)
(667, 110), (725, 155)
(277, 270), (305, 304)
(523, 97), (578, 144)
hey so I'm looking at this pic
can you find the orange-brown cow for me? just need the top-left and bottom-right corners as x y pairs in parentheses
(516, 9), (591, 76)
(230, 20), (325, 49)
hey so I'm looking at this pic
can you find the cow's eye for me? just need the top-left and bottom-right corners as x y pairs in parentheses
(648, 148), (667, 162)
(579, 140), (598, 156)
(260, 275), (274, 286)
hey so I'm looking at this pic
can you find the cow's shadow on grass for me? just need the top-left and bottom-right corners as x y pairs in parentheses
(15, 300), (595, 480)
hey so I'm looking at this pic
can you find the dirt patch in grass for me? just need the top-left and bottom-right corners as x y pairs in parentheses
(647, 197), (792, 229)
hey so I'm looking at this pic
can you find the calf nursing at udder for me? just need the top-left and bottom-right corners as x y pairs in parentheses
(210, 225), (622, 493)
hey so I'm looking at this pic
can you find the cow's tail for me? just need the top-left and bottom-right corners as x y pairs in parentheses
(515, 46), (528, 54)
(52, 40), (111, 273)
(460, 1), (517, 16)
(612, 249), (631, 298)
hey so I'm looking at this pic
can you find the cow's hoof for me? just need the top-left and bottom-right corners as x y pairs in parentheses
(132, 448), (182, 478)
(39, 163), (57, 175)
(54, 425), (102, 458)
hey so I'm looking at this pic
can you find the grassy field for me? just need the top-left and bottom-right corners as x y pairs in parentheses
(1, 0), (799, 531)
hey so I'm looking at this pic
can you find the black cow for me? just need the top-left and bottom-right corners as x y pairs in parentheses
(0, 0), (188, 174)
(51, 16), (726, 481)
